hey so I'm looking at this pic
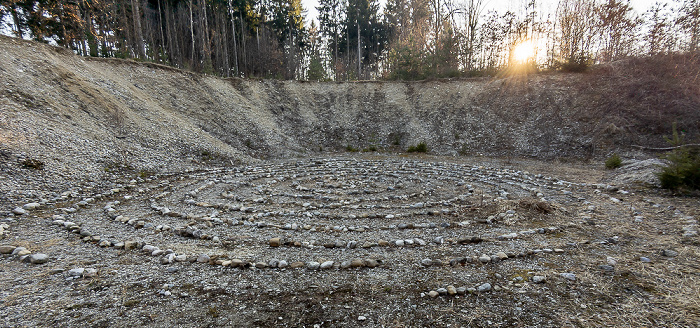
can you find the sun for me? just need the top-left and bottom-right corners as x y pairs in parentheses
(512, 40), (536, 64)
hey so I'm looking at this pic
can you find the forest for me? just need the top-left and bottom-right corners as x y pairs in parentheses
(0, 0), (698, 80)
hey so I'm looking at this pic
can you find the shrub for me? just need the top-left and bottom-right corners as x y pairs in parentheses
(345, 145), (358, 152)
(407, 142), (428, 153)
(605, 154), (622, 169)
(21, 158), (44, 170)
(658, 150), (700, 190)
(657, 124), (700, 191)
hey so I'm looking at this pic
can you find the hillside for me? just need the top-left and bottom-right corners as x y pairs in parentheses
(2, 35), (698, 181)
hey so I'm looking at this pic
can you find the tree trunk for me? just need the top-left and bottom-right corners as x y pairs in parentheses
(131, 0), (145, 58)
(189, 0), (195, 67)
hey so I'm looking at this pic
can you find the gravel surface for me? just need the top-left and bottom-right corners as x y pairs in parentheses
(1, 154), (699, 327)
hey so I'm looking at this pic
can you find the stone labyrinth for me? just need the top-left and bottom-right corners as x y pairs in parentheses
(36, 156), (652, 297)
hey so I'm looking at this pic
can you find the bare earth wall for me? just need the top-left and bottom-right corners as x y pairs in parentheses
(1, 35), (698, 179)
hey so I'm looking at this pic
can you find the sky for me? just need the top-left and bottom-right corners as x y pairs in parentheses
(301, 0), (668, 26)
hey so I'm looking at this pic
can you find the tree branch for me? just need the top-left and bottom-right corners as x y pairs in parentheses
(632, 144), (700, 151)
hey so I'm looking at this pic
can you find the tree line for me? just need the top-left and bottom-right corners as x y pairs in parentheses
(1, 0), (698, 80)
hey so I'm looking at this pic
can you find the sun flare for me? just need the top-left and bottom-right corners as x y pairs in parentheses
(513, 40), (536, 63)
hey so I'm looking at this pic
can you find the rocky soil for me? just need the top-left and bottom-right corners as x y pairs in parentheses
(1, 36), (699, 327)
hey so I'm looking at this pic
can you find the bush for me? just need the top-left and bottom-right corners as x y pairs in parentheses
(345, 145), (358, 152)
(657, 124), (700, 191)
(407, 142), (428, 153)
(21, 158), (44, 170)
(605, 154), (622, 169)
(658, 150), (700, 190)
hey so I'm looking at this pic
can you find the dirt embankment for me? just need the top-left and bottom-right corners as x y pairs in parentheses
(1, 35), (698, 179)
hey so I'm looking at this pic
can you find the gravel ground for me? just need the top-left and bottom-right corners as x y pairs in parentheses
(1, 154), (698, 327)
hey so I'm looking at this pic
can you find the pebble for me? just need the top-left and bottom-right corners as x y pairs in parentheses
(428, 290), (439, 298)
(124, 241), (138, 250)
(29, 253), (49, 264)
(197, 254), (210, 263)
(495, 252), (508, 260)
(532, 276), (546, 283)
(437, 288), (448, 295)
(358, 316), (367, 321)
(320, 261), (334, 269)
(560, 273), (576, 281)
(420, 259), (432, 267)
(446, 285), (457, 295)
(477, 283), (492, 293)
(662, 249), (678, 257)
(0, 245), (16, 254)
(598, 265), (615, 272)
(479, 255), (491, 263)
(12, 247), (29, 256)
(640, 257), (651, 263)
(23, 203), (41, 210)
(12, 207), (26, 215)
(269, 238), (281, 247)
(306, 261), (320, 270)
(351, 259), (365, 267)
(68, 268), (85, 277)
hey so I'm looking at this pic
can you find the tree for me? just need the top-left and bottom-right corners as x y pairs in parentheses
(676, 0), (700, 51)
(317, 0), (345, 79)
(644, 2), (675, 55)
(595, 0), (641, 62)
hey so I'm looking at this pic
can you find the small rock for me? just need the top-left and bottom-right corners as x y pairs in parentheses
(84, 268), (98, 277)
(23, 203), (41, 211)
(269, 238), (281, 247)
(428, 290), (439, 298)
(560, 273), (576, 281)
(420, 259), (432, 267)
(456, 287), (466, 295)
(29, 253), (49, 264)
(306, 261), (320, 270)
(495, 252), (509, 261)
(12, 207), (26, 215)
(320, 261), (334, 269)
(278, 260), (288, 268)
(197, 254), (210, 263)
(640, 257), (651, 263)
(532, 276), (546, 283)
(124, 241), (138, 250)
(446, 285), (457, 295)
(598, 265), (615, 272)
(0, 245), (16, 254)
(662, 249), (678, 257)
(358, 316), (367, 321)
(477, 283), (492, 293)
(351, 259), (365, 268)
(365, 259), (379, 268)
(12, 247), (30, 256)
(290, 261), (305, 269)
(479, 255), (491, 263)
(437, 288), (448, 295)
(67, 268), (85, 277)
